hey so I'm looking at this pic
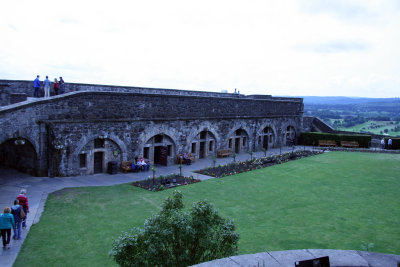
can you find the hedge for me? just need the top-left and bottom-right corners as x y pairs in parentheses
(300, 132), (371, 148)
(384, 138), (400, 150)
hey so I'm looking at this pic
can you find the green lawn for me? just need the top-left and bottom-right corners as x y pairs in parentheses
(14, 152), (400, 266)
(335, 120), (400, 136)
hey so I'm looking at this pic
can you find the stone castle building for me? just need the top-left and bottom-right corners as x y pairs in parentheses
(0, 79), (309, 177)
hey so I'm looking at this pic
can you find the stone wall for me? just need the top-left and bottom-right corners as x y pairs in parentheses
(0, 79), (302, 106)
(0, 84), (304, 176)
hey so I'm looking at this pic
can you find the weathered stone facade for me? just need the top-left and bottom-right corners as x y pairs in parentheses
(0, 80), (304, 177)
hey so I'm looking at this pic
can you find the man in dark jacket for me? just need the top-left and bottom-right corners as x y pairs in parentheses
(33, 75), (41, 97)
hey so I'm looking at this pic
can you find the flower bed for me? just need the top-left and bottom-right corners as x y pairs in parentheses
(132, 174), (201, 192)
(196, 150), (323, 178)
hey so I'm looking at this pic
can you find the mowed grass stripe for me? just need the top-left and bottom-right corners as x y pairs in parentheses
(14, 152), (400, 267)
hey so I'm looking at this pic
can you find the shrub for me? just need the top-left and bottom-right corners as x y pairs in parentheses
(110, 191), (239, 267)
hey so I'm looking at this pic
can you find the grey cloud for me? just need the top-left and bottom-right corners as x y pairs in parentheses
(299, 0), (376, 21)
(296, 41), (369, 54)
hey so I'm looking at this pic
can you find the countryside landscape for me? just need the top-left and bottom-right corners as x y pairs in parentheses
(303, 97), (400, 136)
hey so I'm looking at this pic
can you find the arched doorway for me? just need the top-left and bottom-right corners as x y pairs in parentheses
(284, 126), (296, 146)
(228, 128), (249, 154)
(259, 126), (275, 150)
(0, 138), (38, 176)
(143, 134), (175, 166)
(189, 130), (216, 159)
(78, 137), (122, 175)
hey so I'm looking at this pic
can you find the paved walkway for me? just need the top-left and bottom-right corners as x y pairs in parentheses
(0, 147), (398, 266)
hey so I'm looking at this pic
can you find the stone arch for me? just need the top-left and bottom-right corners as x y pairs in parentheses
(258, 125), (276, 150)
(187, 128), (218, 159)
(283, 125), (297, 146)
(0, 137), (38, 176)
(138, 124), (179, 166)
(227, 125), (251, 154)
(142, 133), (176, 166)
(71, 133), (125, 175)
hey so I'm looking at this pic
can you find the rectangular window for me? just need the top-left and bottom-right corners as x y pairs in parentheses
(79, 154), (86, 168)
(94, 139), (105, 149)
(154, 135), (163, 143)
(143, 147), (149, 159)
(258, 136), (261, 144)
(191, 143), (196, 153)
(209, 141), (213, 151)
(228, 138), (232, 148)
(167, 145), (172, 156)
(243, 137), (246, 146)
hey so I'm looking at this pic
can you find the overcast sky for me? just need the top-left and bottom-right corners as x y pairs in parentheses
(1, 0), (399, 97)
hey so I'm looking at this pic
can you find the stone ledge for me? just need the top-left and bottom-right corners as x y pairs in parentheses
(192, 249), (400, 267)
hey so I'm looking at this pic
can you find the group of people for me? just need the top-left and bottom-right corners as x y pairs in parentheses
(0, 189), (29, 250)
(33, 75), (65, 98)
(131, 157), (151, 172)
(380, 138), (393, 149)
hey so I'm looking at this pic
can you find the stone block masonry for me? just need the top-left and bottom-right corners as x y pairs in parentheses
(0, 81), (304, 176)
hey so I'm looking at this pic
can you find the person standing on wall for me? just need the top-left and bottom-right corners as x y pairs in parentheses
(16, 189), (29, 229)
(0, 207), (15, 249)
(43, 76), (51, 98)
(53, 78), (59, 95)
(59, 76), (65, 94)
(33, 75), (41, 98)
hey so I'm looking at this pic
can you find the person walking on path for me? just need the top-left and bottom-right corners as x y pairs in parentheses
(33, 75), (41, 98)
(10, 200), (23, 240)
(59, 76), (65, 94)
(53, 78), (59, 95)
(43, 76), (51, 98)
(380, 138), (385, 149)
(0, 207), (15, 249)
(16, 189), (29, 229)
(388, 138), (392, 149)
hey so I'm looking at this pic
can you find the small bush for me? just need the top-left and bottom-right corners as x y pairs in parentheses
(110, 191), (239, 267)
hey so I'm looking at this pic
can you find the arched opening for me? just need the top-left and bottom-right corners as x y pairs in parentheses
(284, 126), (296, 146)
(0, 138), (38, 176)
(259, 126), (275, 150)
(78, 137), (122, 175)
(228, 128), (249, 154)
(189, 130), (216, 159)
(144, 134), (175, 166)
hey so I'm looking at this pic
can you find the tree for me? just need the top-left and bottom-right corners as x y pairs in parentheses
(110, 191), (239, 267)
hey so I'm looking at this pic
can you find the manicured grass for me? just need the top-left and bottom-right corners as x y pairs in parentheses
(14, 152), (400, 266)
(336, 120), (400, 136)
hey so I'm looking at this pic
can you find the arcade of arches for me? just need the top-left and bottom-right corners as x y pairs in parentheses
(0, 123), (299, 176)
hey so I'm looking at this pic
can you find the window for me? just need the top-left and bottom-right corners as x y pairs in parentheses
(209, 141), (213, 151)
(79, 154), (86, 168)
(200, 131), (207, 139)
(143, 147), (149, 159)
(167, 145), (172, 156)
(94, 138), (104, 148)
(191, 143), (196, 153)
(228, 138), (232, 148)
(154, 134), (163, 143)
(243, 137), (246, 146)
(235, 129), (241, 136)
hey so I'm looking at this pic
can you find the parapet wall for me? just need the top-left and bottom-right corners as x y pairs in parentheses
(0, 79), (303, 106)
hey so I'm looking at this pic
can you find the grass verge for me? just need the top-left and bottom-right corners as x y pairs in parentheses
(14, 152), (400, 266)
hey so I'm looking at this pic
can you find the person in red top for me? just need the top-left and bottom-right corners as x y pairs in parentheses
(16, 189), (29, 229)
